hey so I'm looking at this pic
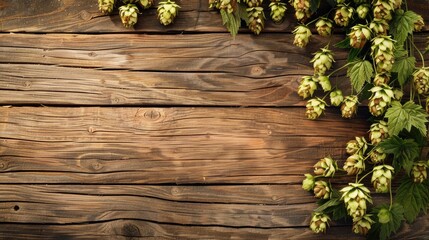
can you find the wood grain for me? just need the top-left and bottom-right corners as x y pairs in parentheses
(0, 0), (428, 33)
(0, 106), (368, 184)
(1, 34), (427, 106)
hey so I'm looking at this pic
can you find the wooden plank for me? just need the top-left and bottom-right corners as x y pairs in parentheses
(0, 0), (428, 33)
(1, 34), (427, 106)
(0, 107), (368, 184)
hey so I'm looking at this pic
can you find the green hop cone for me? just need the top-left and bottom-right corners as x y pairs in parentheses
(209, 0), (221, 9)
(369, 121), (389, 145)
(373, 0), (394, 21)
(377, 208), (390, 224)
(340, 183), (372, 219)
(393, 88), (404, 100)
(334, 4), (354, 27)
(346, 136), (368, 155)
(341, 95), (359, 119)
(349, 24), (372, 49)
(356, 4), (370, 19)
(139, 0), (154, 9)
(246, 0), (264, 7)
(306, 98), (326, 120)
(373, 72), (390, 86)
(369, 146), (387, 164)
(371, 164), (394, 193)
(393, 0), (402, 9)
(426, 96), (429, 114)
(352, 214), (374, 235)
(370, 19), (389, 36)
(219, 0), (233, 13)
(313, 180), (331, 199)
(330, 89), (344, 106)
(315, 17), (333, 37)
(310, 212), (330, 234)
(292, 0), (311, 23)
(314, 156), (338, 177)
(413, 67), (429, 95)
(368, 84), (394, 117)
(269, 1), (287, 24)
(157, 0), (181, 26)
(316, 76), (332, 92)
(98, 0), (116, 14)
(371, 35), (395, 73)
(412, 161), (428, 183)
(293, 25), (312, 48)
(343, 153), (365, 175)
(119, 4), (140, 28)
(302, 173), (315, 191)
(311, 48), (335, 75)
(247, 7), (265, 35)
(297, 76), (317, 99)
(414, 15), (425, 32)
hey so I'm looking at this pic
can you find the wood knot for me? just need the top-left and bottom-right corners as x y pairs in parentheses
(122, 223), (141, 239)
(250, 66), (265, 76)
(144, 110), (161, 121)
(79, 10), (92, 21)
(88, 126), (95, 134)
(88, 52), (97, 57)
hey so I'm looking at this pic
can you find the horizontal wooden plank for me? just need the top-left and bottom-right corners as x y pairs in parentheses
(0, 107), (368, 184)
(0, 0), (428, 33)
(1, 34), (427, 106)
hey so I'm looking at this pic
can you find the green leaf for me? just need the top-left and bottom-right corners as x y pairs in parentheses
(238, 3), (249, 25)
(385, 101), (428, 136)
(309, 0), (321, 13)
(220, 9), (241, 38)
(379, 136), (419, 173)
(347, 59), (374, 92)
(392, 56), (415, 86)
(390, 10), (421, 46)
(395, 176), (429, 223)
(368, 204), (405, 240)
(315, 196), (348, 221)
(335, 37), (350, 49)
(347, 48), (361, 62)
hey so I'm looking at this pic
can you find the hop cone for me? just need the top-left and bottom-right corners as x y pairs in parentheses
(330, 89), (343, 107)
(413, 67), (429, 95)
(334, 4), (354, 27)
(139, 0), (154, 9)
(343, 153), (365, 175)
(311, 48), (335, 75)
(317, 76), (332, 92)
(310, 212), (330, 234)
(247, 7), (265, 35)
(368, 84), (394, 117)
(98, 0), (115, 14)
(313, 180), (331, 199)
(353, 214), (374, 235)
(315, 17), (333, 37)
(346, 136), (368, 155)
(393, 88), (404, 101)
(157, 0), (181, 26)
(373, 0), (394, 21)
(292, 0), (311, 22)
(341, 95), (359, 119)
(209, 0), (222, 9)
(302, 174), (315, 191)
(119, 4), (140, 28)
(297, 76), (317, 99)
(293, 25), (312, 48)
(349, 24), (372, 49)
(219, 0), (234, 13)
(246, 0), (264, 7)
(269, 1), (287, 24)
(371, 35), (395, 73)
(393, 0), (402, 9)
(369, 146), (387, 164)
(340, 183), (372, 219)
(371, 165), (394, 193)
(369, 121), (389, 145)
(356, 4), (370, 19)
(314, 156), (337, 177)
(414, 15), (425, 32)
(306, 98), (326, 120)
(412, 162), (428, 183)
(373, 72), (390, 86)
(370, 19), (389, 36)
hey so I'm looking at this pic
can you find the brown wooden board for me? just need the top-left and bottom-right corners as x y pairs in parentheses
(0, 34), (427, 106)
(0, 106), (369, 184)
(0, 0), (428, 33)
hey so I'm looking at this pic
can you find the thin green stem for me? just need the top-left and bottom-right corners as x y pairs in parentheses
(328, 62), (353, 77)
(357, 168), (375, 184)
(411, 40), (426, 68)
(389, 181), (393, 210)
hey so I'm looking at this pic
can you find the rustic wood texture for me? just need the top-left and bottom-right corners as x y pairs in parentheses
(0, 0), (428, 33)
(0, 34), (427, 106)
(0, 107), (368, 184)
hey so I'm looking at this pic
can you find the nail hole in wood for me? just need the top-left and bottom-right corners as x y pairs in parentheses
(13, 205), (19, 211)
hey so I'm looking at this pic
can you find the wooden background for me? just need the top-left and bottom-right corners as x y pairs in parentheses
(0, 0), (428, 239)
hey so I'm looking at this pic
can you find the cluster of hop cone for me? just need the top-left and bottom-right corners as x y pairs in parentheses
(98, 0), (180, 28)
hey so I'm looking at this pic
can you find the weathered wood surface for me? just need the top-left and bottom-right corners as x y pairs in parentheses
(0, 34), (427, 106)
(0, 0), (428, 33)
(0, 184), (428, 239)
(0, 107), (368, 184)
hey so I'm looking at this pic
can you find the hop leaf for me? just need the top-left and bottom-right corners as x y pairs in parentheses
(395, 176), (429, 223)
(378, 136), (419, 174)
(385, 101), (428, 136)
(347, 59), (374, 92)
(368, 204), (405, 240)
(390, 10), (422, 46)
(392, 51), (416, 86)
